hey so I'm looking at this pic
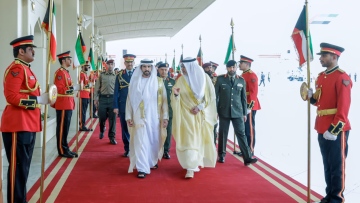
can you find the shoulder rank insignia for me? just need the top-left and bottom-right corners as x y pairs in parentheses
(342, 79), (350, 86)
(11, 71), (19, 77)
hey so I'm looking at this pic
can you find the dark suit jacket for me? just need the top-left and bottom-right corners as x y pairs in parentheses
(113, 69), (131, 113)
(214, 74), (247, 118)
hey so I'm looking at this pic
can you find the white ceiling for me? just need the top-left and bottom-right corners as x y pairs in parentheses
(93, 0), (216, 41)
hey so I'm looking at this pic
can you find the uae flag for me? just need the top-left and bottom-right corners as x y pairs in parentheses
(42, 0), (57, 62)
(177, 54), (183, 72)
(73, 33), (86, 69)
(88, 48), (96, 70)
(224, 34), (234, 64)
(197, 47), (203, 66)
(291, 5), (313, 67)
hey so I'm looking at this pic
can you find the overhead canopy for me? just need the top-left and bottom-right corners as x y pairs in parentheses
(94, 0), (216, 41)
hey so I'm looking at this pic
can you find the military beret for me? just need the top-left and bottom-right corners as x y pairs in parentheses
(106, 59), (114, 64)
(156, 61), (164, 67)
(158, 63), (168, 68)
(316, 43), (345, 56)
(57, 51), (72, 59)
(240, 55), (254, 63)
(226, 60), (237, 67)
(10, 35), (37, 48)
(123, 54), (136, 62)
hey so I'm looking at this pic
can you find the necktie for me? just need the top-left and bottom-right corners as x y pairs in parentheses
(128, 70), (132, 78)
(231, 77), (234, 86)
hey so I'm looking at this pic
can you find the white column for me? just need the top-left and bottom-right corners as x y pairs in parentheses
(0, 0), (22, 112)
(61, 0), (80, 132)
(82, 0), (94, 58)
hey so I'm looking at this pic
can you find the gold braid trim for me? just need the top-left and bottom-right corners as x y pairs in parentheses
(313, 88), (321, 100)
(157, 77), (164, 116)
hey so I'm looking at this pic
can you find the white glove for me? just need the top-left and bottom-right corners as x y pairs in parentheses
(37, 93), (50, 104)
(307, 88), (313, 99)
(73, 84), (81, 91)
(323, 130), (337, 141)
(247, 109), (251, 114)
(88, 82), (93, 88)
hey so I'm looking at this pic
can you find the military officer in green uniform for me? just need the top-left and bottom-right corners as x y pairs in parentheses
(94, 59), (117, 145)
(158, 63), (175, 159)
(203, 61), (219, 145)
(214, 60), (257, 165)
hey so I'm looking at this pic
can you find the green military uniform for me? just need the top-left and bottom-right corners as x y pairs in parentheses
(94, 67), (117, 144)
(163, 77), (175, 154)
(214, 73), (253, 162)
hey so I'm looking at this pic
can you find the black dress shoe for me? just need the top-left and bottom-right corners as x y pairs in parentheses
(60, 152), (75, 158)
(93, 115), (99, 118)
(79, 127), (91, 131)
(218, 157), (225, 163)
(163, 152), (170, 159)
(123, 151), (129, 157)
(110, 138), (117, 145)
(69, 151), (78, 158)
(244, 158), (258, 166)
(99, 132), (104, 139)
(237, 152), (243, 157)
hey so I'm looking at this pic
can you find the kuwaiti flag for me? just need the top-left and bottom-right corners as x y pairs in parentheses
(42, 0), (57, 62)
(291, 5), (313, 67)
(197, 47), (203, 66)
(88, 48), (96, 70)
(73, 33), (86, 69)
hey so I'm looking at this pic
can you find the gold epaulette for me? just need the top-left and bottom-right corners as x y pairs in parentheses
(337, 68), (345, 73)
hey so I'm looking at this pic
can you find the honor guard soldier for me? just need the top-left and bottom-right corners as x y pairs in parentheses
(79, 61), (92, 131)
(113, 54), (136, 156)
(158, 63), (175, 159)
(89, 70), (98, 118)
(215, 60), (257, 165)
(52, 51), (79, 158)
(95, 59), (117, 144)
(308, 43), (351, 203)
(203, 61), (219, 144)
(239, 55), (261, 155)
(1, 35), (51, 203)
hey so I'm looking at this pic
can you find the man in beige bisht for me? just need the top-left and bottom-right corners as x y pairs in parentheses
(126, 59), (169, 179)
(171, 57), (217, 179)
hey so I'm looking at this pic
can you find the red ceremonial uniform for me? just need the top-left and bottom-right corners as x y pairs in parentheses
(89, 71), (98, 94)
(241, 69), (261, 110)
(0, 59), (42, 132)
(79, 71), (90, 98)
(312, 67), (352, 134)
(52, 67), (75, 110)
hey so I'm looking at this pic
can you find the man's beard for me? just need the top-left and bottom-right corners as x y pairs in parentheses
(143, 71), (150, 76)
(205, 71), (213, 77)
(84, 67), (89, 71)
(228, 71), (236, 76)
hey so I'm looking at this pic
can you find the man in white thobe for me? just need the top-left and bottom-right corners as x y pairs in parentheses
(171, 57), (217, 179)
(126, 59), (169, 178)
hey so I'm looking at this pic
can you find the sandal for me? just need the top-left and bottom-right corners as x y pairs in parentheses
(137, 172), (146, 178)
(151, 164), (158, 169)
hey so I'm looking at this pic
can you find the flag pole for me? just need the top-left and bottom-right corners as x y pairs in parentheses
(230, 18), (238, 155)
(305, 0), (312, 202)
(199, 35), (202, 65)
(40, 0), (54, 202)
(89, 34), (94, 130)
(181, 44), (183, 56)
(75, 25), (82, 155)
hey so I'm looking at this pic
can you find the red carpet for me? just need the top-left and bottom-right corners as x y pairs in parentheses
(27, 118), (323, 203)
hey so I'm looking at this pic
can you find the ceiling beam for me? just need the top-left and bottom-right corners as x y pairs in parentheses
(95, 7), (193, 18)
(97, 19), (182, 28)
(102, 28), (173, 36)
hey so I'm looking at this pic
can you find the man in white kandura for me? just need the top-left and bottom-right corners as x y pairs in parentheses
(126, 59), (169, 178)
(171, 57), (217, 179)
